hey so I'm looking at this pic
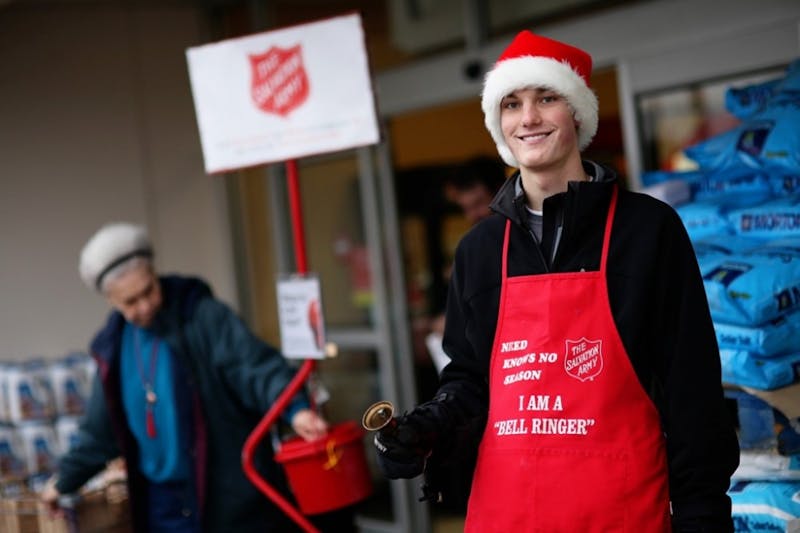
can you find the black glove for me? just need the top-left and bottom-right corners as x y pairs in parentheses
(373, 436), (425, 479)
(373, 400), (445, 479)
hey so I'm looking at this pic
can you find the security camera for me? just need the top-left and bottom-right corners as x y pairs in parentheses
(463, 59), (484, 81)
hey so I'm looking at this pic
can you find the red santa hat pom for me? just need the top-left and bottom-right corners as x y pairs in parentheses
(481, 30), (598, 167)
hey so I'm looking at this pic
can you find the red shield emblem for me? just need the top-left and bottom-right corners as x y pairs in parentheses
(564, 337), (603, 382)
(249, 45), (309, 117)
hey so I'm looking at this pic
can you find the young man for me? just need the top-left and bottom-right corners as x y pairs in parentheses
(42, 222), (329, 532)
(373, 30), (739, 531)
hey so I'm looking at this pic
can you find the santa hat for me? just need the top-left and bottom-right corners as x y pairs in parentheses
(79, 222), (153, 291)
(481, 30), (598, 167)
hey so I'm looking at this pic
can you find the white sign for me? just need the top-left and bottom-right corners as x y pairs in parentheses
(186, 13), (380, 174)
(276, 275), (326, 359)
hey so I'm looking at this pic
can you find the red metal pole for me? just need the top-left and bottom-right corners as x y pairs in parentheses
(241, 359), (317, 532)
(287, 159), (308, 274)
(241, 158), (320, 533)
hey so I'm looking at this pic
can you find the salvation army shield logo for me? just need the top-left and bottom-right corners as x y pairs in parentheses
(564, 338), (603, 382)
(249, 45), (309, 117)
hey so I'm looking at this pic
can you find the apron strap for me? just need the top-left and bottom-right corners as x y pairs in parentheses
(599, 185), (619, 274)
(501, 220), (511, 280)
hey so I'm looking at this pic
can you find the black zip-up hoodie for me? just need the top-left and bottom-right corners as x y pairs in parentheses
(434, 161), (739, 531)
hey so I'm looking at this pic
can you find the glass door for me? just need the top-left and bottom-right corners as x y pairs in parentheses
(233, 140), (430, 532)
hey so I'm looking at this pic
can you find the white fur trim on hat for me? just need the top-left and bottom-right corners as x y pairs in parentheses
(481, 56), (598, 168)
(79, 222), (153, 291)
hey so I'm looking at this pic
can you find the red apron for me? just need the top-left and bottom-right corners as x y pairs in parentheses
(465, 186), (671, 532)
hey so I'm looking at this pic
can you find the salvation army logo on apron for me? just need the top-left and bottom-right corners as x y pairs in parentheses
(249, 45), (309, 116)
(564, 337), (603, 382)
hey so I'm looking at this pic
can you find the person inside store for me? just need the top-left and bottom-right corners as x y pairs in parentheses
(426, 157), (508, 374)
(39, 222), (341, 532)
(371, 30), (740, 531)
(442, 157), (508, 227)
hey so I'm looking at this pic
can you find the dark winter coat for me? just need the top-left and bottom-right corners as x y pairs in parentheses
(436, 162), (740, 531)
(55, 275), (308, 532)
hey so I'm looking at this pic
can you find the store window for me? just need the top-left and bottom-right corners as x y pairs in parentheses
(636, 66), (787, 173)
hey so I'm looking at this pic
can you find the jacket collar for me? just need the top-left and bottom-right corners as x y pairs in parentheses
(90, 275), (212, 365)
(489, 159), (618, 225)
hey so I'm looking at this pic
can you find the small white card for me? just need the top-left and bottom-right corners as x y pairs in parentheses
(276, 274), (326, 359)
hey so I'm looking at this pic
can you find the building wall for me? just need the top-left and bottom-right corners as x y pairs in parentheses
(1, 0), (798, 362)
(375, 0), (800, 184)
(0, 4), (237, 360)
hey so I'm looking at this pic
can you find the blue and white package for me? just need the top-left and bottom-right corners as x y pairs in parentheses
(677, 201), (733, 241)
(714, 310), (800, 357)
(695, 171), (774, 208)
(701, 241), (800, 326)
(748, 238), (800, 258)
(728, 195), (800, 239)
(694, 241), (731, 273)
(725, 78), (782, 119)
(692, 234), (764, 275)
(688, 59), (800, 177)
(639, 169), (707, 193)
(693, 233), (765, 256)
(770, 173), (800, 197)
(684, 127), (757, 173)
(685, 101), (800, 175)
(776, 59), (800, 93)
(729, 480), (800, 532)
(750, 101), (800, 174)
(720, 348), (800, 390)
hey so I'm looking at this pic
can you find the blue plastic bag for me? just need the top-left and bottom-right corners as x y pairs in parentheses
(728, 195), (800, 239)
(684, 126), (758, 173)
(695, 171), (774, 208)
(714, 310), (800, 357)
(701, 239), (800, 326)
(726, 78), (782, 119)
(729, 480), (800, 531)
(769, 173), (800, 197)
(685, 101), (800, 175)
(677, 201), (733, 241)
(720, 348), (800, 390)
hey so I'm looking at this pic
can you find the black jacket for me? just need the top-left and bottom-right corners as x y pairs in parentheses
(436, 162), (739, 530)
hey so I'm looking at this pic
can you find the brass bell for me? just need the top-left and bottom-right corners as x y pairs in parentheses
(361, 400), (396, 432)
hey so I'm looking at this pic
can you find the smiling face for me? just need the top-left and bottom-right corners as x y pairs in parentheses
(499, 87), (582, 175)
(104, 264), (162, 329)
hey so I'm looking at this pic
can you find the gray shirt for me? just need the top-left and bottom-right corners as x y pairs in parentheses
(516, 161), (606, 263)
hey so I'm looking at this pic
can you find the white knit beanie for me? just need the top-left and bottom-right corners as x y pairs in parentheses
(79, 222), (153, 291)
(481, 30), (599, 168)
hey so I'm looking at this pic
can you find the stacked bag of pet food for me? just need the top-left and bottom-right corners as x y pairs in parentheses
(0, 353), (128, 532)
(0, 355), (92, 485)
(641, 59), (800, 532)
